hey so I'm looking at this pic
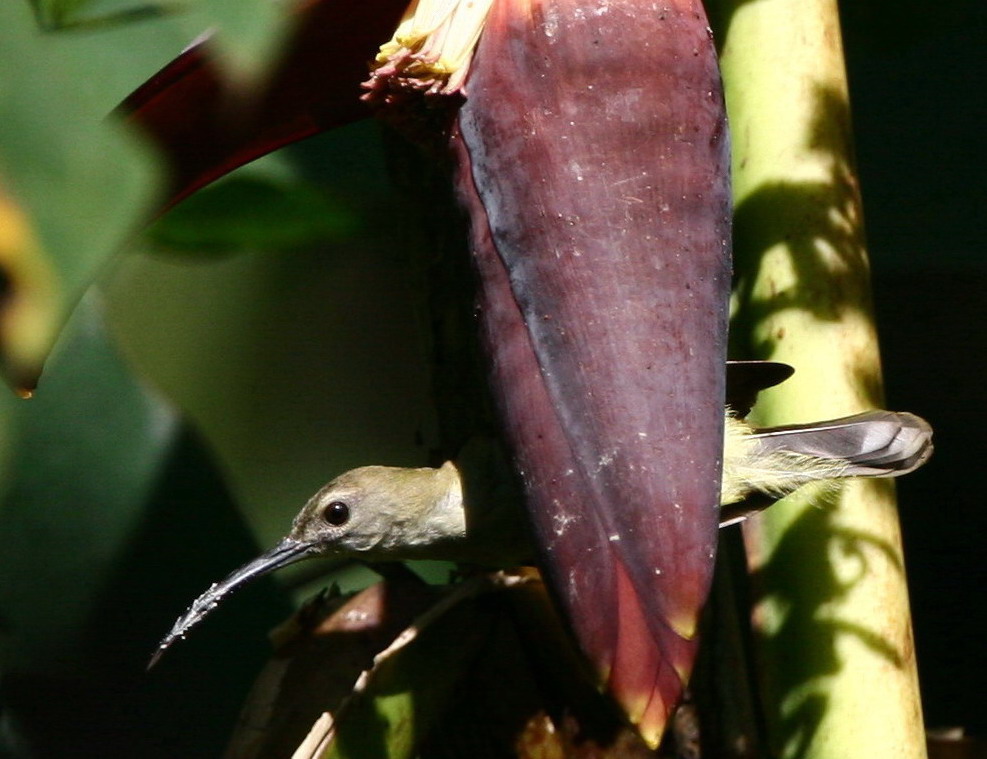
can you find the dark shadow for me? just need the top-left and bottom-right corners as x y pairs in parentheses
(1, 427), (292, 758)
(693, 531), (769, 759)
(872, 269), (987, 736)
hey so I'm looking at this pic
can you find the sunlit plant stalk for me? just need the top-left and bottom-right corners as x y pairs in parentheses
(712, 0), (927, 756)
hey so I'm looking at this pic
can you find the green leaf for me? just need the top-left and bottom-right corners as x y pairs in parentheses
(29, 0), (184, 31)
(28, 0), (97, 28)
(182, 0), (296, 84)
(0, 293), (297, 756)
(146, 174), (359, 256)
(0, 294), (178, 667)
(0, 1), (160, 390)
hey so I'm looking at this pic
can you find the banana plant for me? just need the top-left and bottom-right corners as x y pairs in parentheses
(0, 0), (929, 755)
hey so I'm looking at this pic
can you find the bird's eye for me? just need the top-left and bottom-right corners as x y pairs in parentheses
(324, 501), (350, 526)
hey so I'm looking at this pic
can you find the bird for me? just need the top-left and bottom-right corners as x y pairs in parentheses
(148, 362), (932, 667)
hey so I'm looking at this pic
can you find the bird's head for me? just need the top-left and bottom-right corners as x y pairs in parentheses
(149, 463), (463, 666)
(285, 463), (466, 559)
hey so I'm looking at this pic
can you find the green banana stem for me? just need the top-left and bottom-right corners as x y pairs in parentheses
(713, 0), (927, 757)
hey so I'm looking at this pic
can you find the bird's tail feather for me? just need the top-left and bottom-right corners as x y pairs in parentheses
(750, 411), (933, 478)
(719, 410), (933, 518)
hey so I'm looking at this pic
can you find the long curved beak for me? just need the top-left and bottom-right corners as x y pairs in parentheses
(148, 537), (313, 668)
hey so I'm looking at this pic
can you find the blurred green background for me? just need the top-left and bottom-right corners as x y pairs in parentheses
(0, 0), (982, 755)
